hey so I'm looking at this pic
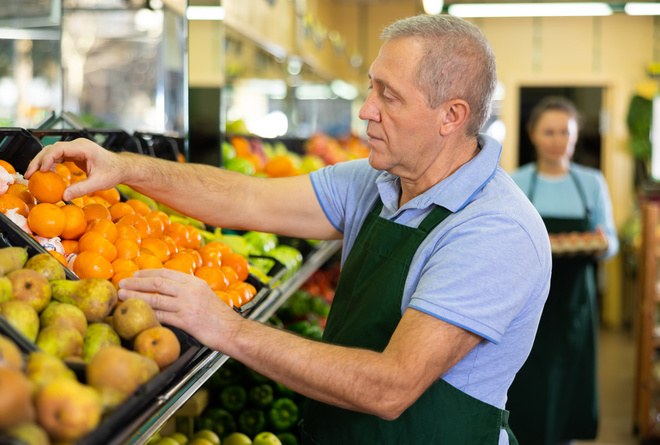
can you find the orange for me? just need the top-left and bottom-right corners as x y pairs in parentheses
(87, 218), (118, 244)
(89, 196), (110, 207)
(125, 199), (152, 216)
(111, 270), (134, 289)
(112, 258), (139, 275)
(228, 281), (257, 302)
(145, 214), (165, 238)
(186, 226), (202, 249)
(169, 252), (196, 271)
(222, 253), (250, 282)
(117, 214), (151, 240)
(195, 266), (229, 292)
(78, 231), (118, 262)
(54, 163), (71, 186)
(59, 204), (87, 240)
(6, 183), (36, 208)
(115, 238), (140, 261)
(140, 238), (171, 263)
(93, 188), (121, 206)
(163, 257), (194, 274)
(135, 252), (163, 270)
(264, 155), (297, 178)
(221, 266), (239, 285)
(197, 244), (223, 268)
(0, 160), (16, 174)
(204, 241), (233, 257)
(28, 170), (66, 204)
(0, 194), (29, 217)
(49, 250), (68, 268)
(83, 203), (111, 223)
(159, 235), (178, 256)
(146, 210), (170, 231)
(181, 248), (202, 269)
(116, 223), (142, 245)
(61, 239), (79, 255)
(63, 161), (86, 184)
(73, 250), (113, 280)
(27, 203), (66, 238)
(164, 222), (189, 249)
(226, 289), (245, 308)
(215, 291), (234, 309)
(109, 202), (135, 222)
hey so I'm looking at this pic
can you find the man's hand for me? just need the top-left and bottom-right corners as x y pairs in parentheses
(25, 138), (127, 201)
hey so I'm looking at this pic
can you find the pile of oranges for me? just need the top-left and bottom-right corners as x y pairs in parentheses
(0, 159), (255, 309)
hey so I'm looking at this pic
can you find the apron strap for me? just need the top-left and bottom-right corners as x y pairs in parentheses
(370, 199), (452, 235)
(528, 167), (590, 220)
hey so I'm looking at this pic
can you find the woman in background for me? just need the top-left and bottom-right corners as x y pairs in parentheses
(507, 96), (619, 445)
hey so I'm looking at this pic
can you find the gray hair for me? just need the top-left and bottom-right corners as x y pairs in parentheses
(381, 14), (497, 137)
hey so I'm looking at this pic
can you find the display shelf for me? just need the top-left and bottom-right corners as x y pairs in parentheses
(120, 239), (341, 445)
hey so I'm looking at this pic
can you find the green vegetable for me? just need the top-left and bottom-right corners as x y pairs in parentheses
(220, 385), (248, 412)
(268, 398), (299, 431)
(248, 384), (274, 408)
(205, 407), (237, 438)
(238, 408), (266, 437)
(277, 432), (300, 445)
(209, 358), (244, 389)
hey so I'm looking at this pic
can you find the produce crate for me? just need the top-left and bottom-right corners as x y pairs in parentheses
(85, 129), (144, 155)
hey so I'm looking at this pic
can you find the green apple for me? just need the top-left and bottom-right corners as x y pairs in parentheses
(221, 432), (252, 445)
(253, 432), (282, 445)
(192, 429), (220, 445)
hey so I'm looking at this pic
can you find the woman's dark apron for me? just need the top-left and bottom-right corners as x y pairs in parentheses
(507, 170), (598, 444)
(299, 199), (518, 444)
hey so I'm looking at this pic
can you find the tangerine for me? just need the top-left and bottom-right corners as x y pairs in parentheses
(6, 184), (36, 207)
(73, 251), (113, 280)
(109, 202), (135, 222)
(135, 252), (163, 270)
(115, 238), (140, 261)
(197, 244), (223, 268)
(111, 270), (134, 289)
(125, 199), (152, 216)
(28, 170), (66, 204)
(264, 155), (297, 178)
(83, 203), (111, 223)
(0, 160), (16, 174)
(204, 241), (233, 257)
(78, 231), (118, 262)
(226, 289), (244, 308)
(215, 291), (234, 309)
(61, 239), (79, 255)
(48, 250), (68, 268)
(93, 188), (121, 206)
(159, 235), (178, 256)
(186, 226), (202, 249)
(60, 204), (87, 240)
(146, 210), (170, 231)
(164, 222), (189, 249)
(195, 266), (229, 291)
(87, 218), (118, 244)
(221, 266), (239, 285)
(140, 238), (171, 263)
(112, 258), (139, 275)
(163, 257), (194, 274)
(117, 214), (151, 239)
(116, 223), (142, 245)
(228, 281), (257, 302)
(53, 163), (71, 185)
(144, 214), (165, 238)
(27, 203), (66, 238)
(0, 194), (29, 217)
(221, 253), (250, 282)
(181, 248), (202, 269)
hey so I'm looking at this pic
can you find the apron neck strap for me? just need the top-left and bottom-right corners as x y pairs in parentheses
(371, 198), (452, 235)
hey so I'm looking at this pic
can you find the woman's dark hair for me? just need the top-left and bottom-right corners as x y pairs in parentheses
(527, 96), (581, 133)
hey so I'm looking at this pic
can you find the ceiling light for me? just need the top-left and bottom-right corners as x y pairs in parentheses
(186, 6), (225, 21)
(625, 2), (660, 15)
(448, 2), (613, 17)
(423, 0), (445, 15)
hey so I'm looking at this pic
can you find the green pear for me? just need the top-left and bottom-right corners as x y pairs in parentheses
(113, 298), (160, 341)
(0, 366), (35, 430)
(36, 323), (84, 359)
(0, 246), (28, 275)
(51, 278), (117, 323)
(0, 333), (24, 371)
(35, 377), (102, 442)
(8, 268), (51, 313)
(40, 301), (87, 337)
(25, 252), (66, 281)
(83, 322), (121, 363)
(0, 299), (40, 342)
(6, 421), (51, 445)
(87, 345), (159, 409)
(0, 275), (13, 304)
(25, 351), (77, 390)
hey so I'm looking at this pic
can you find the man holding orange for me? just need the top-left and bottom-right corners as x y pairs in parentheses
(27, 14), (551, 444)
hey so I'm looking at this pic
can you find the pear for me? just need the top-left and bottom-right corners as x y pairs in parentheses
(0, 366), (35, 430)
(36, 323), (84, 359)
(83, 322), (121, 363)
(6, 421), (51, 445)
(0, 333), (24, 371)
(0, 299), (40, 342)
(40, 301), (87, 337)
(25, 351), (77, 390)
(25, 252), (66, 281)
(8, 268), (51, 313)
(35, 377), (102, 442)
(113, 298), (160, 341)
(87, 345), (159, 409)
(0, 246), (29, 275)
(0, 275), (13, 303)
(51, 278), (117, 323)
(134, 326), (181, 370)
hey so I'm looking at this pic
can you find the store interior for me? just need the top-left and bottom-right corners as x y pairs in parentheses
(1, 0), (660, 444)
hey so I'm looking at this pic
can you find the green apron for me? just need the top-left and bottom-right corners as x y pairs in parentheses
(299, 199), (518, 445)
(507, 170), (598, 444)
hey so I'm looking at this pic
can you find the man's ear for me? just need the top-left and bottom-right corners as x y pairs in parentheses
(439, 100), (470, 137)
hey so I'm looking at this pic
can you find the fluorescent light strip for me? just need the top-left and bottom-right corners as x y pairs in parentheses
(186, 6), (225, 21)
(625, 2), (660, 15)
(448, 2), (613, 17)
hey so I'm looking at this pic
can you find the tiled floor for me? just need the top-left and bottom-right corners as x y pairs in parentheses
(577, 328), (638, 445)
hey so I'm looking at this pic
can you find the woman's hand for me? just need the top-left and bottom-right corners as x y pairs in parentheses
(25, 138), (127, 201)
(117, 268), (244, 350)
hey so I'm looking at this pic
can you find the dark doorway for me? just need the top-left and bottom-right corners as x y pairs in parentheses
(518, 86), (603, 170)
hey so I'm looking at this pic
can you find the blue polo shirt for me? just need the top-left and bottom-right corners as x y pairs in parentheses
(310, 135), (551, 425)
